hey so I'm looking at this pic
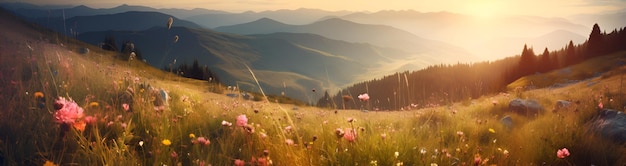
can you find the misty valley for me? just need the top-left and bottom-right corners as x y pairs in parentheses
(1, 2), (626, 165)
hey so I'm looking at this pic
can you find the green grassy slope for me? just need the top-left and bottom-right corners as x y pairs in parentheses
(1, 8), (625, 166)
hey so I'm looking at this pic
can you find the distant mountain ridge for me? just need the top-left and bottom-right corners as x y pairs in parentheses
(186, 8), (353, 28)
(29, 11), (202, 35)
(4, 2), (623, 103)
(476, 29), (587, 58)
(0, 3), (228, 19)
(216, 17), (478, 63)
(4, 2), (622, 61)
(78, 27), (423, 102)
(335, 10), (593, 59)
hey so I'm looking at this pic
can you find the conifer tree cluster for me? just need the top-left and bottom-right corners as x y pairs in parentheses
(319, 24), (626, 110)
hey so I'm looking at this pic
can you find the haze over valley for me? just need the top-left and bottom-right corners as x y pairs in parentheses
(1, 0), (624, 102)
(2, 1), (626, 165)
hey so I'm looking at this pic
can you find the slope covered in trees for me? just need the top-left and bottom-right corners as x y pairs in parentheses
(319, 24), (626, 110)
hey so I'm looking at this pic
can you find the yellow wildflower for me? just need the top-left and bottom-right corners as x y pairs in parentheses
(488, 128), (496, 133)
(34, 92), (44, 98)
(162, 139), (172, 146)
(43, 160), (58, 166)
(89, 102), (99, 108)
(189, 133), (196, 138)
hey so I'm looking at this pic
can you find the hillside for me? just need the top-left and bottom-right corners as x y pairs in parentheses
(508, 51), (626, 90)
(0, 6), (478, 103)
(78, 26), (419, 102)
(322, 24), (626, 110)
(2, 7), (626, 166)
(216, 17), (478, 63)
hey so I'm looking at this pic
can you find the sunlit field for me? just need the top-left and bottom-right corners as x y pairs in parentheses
(2, 10), (626, 166)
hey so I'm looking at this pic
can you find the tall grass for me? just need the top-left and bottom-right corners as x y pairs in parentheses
(2, 24), (626, 166)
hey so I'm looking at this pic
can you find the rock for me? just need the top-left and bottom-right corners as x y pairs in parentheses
(589, 109), (626, 144)
(508, 98), (543, 116)
(226, 93), (238, 98)
(157, 89), (169, 106)
(553, 100), (572, 112)
(241, 92), (251, 100)
(79, 47), (89, 54)
(500, 115), (513, 129)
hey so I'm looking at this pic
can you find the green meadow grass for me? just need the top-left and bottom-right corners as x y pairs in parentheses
(1, 29), (626, 166)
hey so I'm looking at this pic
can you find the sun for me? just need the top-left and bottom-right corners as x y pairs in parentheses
(465, 0), (503, 19)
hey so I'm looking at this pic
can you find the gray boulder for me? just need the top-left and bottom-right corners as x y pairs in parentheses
(508, 98), (543, 116)
(79, 47), (89, 54)
(589, 109), (626, 144)
(553, 100), (573, 112)
(500, 115), (513, 130)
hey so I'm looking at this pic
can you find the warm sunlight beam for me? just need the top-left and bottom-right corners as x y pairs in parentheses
(465, 0), (503, 18)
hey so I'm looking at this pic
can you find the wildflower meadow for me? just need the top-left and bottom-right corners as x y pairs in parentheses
(1, 8), (626, 166)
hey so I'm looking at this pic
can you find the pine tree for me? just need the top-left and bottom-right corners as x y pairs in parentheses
(587, 23), (605, 57)
(518, 44), (536, 76)
(101, 36), (118, 52)
(539, 47), (551, 72)
(565, 40), (577, 66)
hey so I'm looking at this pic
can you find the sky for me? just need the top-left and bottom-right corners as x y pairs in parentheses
(4, 0), (626, 17)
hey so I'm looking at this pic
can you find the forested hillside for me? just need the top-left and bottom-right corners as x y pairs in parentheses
(319, 24), (626, 110)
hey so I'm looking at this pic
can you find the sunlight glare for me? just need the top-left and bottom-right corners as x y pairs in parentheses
(465, 0), (503, 19)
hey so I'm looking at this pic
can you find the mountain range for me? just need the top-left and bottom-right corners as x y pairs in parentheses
(215, 17), (477, 63)
(78, 26), (432, 102)
(1, 3), (227, 19)
(185, 8), (352, 28)
(334, 10), (594, 59)
(28, 11), (202, 36)
(4, 2), (622, 60)
(2, 2), (624, 103)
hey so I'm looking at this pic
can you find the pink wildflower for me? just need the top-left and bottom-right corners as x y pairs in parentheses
(170, 151), (178, 158)
(474, 154), (482, 165)
(598, 102), (604, 109)
(196, 137), (210, 146)
(285, 139), (295, 146)
(236, 115), (248, 127)
(253, 157), (269, 166)
(557, 148), (570, 159)
(234, 159), (245, 166)
(83, 116), (97, 125)
(357, 93), (370, 101)
(154, 105), (165, 111)
(53, 97), (84, 124)
(122, 103), (130, 111)
(343, 128), (357, 142)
